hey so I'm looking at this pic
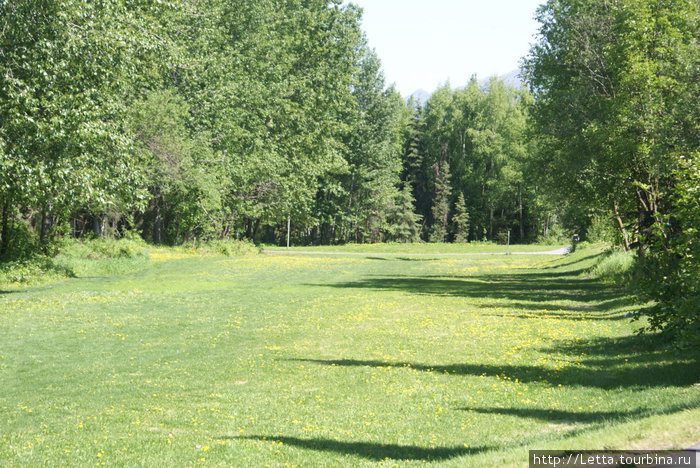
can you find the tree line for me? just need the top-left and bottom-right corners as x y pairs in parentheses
(0, 0), (547, 253)
(1, 1), (697, 339)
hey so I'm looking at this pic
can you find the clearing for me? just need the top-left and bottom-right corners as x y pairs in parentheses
(1, 244), (698, 466)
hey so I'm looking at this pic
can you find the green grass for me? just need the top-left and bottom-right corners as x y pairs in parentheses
(263, 241), (564, 254)
(1, 244), (698, 466)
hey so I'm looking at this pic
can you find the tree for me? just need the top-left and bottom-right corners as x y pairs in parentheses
(171, 0), (364, 240)
(452, 192), (470, 243)
(429, 160), (451, 242)
(524, 0), (700, 343)
(401, 99), (431, 232)
(0, 0), (163, 253)
(128, 90), (222, 244)
(636, 155), (700, 346)
(385, 184), (422, 243)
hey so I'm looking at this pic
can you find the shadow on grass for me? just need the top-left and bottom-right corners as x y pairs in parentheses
(229, 435), (486, 461)
(540, 251), (607, 269)
(545, 333), (700, 367)
(288, 342), (700, 389)
(395, 257), (441, 262)
(462, 407), (633, 423)
(460, 399), (700, 424)
(318, 275), (624, 309)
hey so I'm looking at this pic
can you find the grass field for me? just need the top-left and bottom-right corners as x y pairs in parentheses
(1, 244), (698, 466)
(261, 242), (556, 254)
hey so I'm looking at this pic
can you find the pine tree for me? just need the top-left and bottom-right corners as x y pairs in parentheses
(429, 160), (451, 243)
(386, 184), (422, 243)
(452, 192), (470, 243)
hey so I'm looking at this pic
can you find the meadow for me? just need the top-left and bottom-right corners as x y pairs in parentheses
(1, 244), (698, 466)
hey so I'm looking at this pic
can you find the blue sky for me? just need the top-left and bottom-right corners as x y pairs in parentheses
(344, 0), (545, 96)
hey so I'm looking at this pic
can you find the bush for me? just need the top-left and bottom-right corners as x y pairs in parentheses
(0, 219), (39, 261)
(632, 156), (700, 347)
(536, 223), (569, 245)
(58, 237), (148, 260)
(200, 239), (260, 256)
(0, 256), (75, 285)
(587, 214), (623, 244)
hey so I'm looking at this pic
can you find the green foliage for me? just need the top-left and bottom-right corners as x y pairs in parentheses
(452, 192), (470, 243)
(129, 89), (222, 244)
(429, 160), (451, 242)
(0, 256), (73, 285)
(525, 0), (699, 343)
(635, 156), (700, 346)
(58, 237), (148, 260)
(587, 214), (623, 245)
(200, 239), (260, 257)
(0, 218), (38, 261)
(420, 79), (535, 242)
(385, 184), (422, 243)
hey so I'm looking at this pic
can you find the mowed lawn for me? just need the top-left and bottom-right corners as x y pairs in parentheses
(1, 246), (698, 466)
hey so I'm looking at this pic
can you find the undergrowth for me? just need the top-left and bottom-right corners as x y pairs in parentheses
(588, 248), (636, 284)
(0, 237), (258, 287)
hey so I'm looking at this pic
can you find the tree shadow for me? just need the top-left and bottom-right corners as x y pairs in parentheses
(459, 400), (700, 424)
(461, 407), (633, 423)
(482, 297), (634, 317)
(287, 350), (699, 389)
(498, 312), (628, 322)
(318, 275), (621, 306)
(543, 333), (700, 367)
(540, 252), (607, 269)
(395, 257), (441, 262)
(228, 435), (486, 461)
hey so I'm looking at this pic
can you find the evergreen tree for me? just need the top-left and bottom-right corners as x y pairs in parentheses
(452, 192), (470, 243)
(429, 160), (451, 243)
(386, 184), (422, 243)
(401, 100), (431, 233)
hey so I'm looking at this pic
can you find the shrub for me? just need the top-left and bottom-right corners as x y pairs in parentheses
(201, 239), (260, 256)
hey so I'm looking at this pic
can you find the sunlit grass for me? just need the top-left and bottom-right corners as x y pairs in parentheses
(1, 245), (697, 466)
(262, 241), (566, 254)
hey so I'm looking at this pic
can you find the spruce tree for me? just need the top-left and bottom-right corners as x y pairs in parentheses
(452, 192), (470, 243)
(386, 184), (422, 243)
(429, 160), (451, 243)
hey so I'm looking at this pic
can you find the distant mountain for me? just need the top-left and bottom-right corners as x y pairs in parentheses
(404, 70), (527, 105)
(406, 88), (430, 106)
(479, 69), (526, 89)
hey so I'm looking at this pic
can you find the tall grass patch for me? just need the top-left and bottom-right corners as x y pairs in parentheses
(589, 249), (635, 284)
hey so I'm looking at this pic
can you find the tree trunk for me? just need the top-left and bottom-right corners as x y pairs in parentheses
(153, 195), (162, 244)
(252, 219), (261, 241)
(612, 200), (630, 251)
(0, 198), (10, 258)
(40, 205), (52, 243)
(93, 214), (106, 237)
(489, 206), (494, 240)
(519, 187), (524, 242)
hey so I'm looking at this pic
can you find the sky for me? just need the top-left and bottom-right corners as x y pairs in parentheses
(344, 0), (545, 97)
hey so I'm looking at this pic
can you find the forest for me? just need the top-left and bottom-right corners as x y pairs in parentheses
(1, 0), (698, 343)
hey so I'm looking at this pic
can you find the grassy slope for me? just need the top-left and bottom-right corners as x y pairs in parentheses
(0, 245), (698, 467)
